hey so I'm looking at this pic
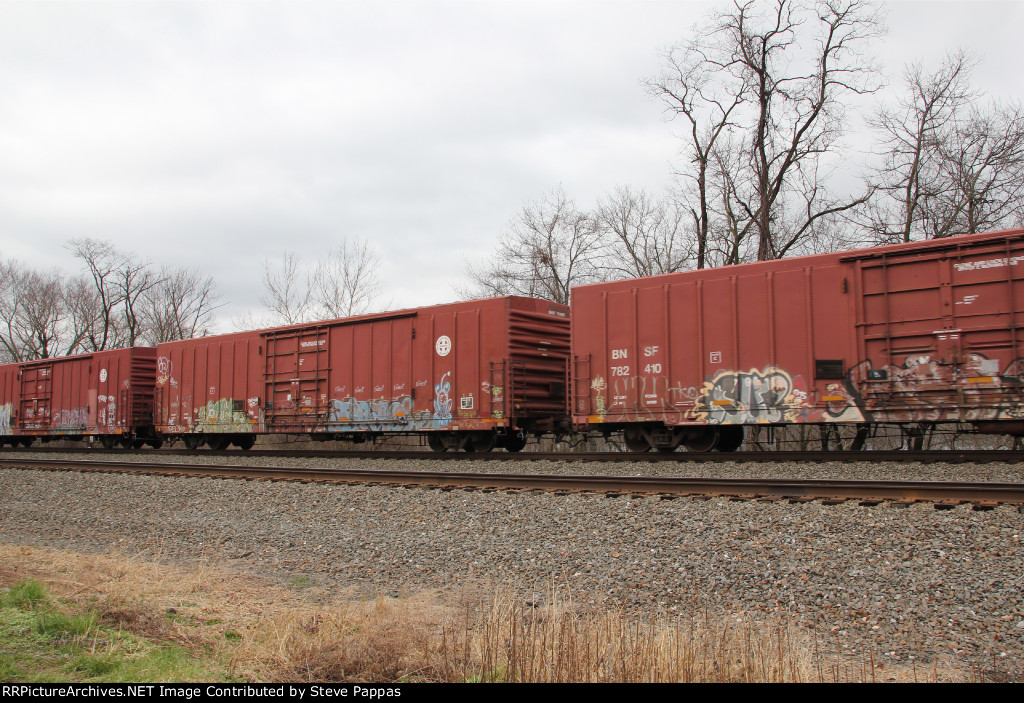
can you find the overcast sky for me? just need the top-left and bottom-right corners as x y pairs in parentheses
(1, 0), (1022, 330)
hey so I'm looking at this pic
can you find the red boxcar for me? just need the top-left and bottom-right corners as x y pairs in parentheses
(571, 228), (1024, 451)
(0, 362), (21, 446)
(0, 348), (158, 448)
(155, 296), (570, 450)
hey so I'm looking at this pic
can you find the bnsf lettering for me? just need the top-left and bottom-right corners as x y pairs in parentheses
(644, 346), (659, 357)
(612, 349), (628, 359)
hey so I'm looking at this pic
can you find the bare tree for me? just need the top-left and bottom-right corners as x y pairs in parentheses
(141, 266), (221, 344)
(259, 250), (312, 325)
(116, 255), (160, 347)
(62, 276), (100, 353)
(463, 188), (603, 305)
(865, 51), (1024, 240)
(653, 0), (882, 263)
(708, 139), (759, 265)
(242, 242), (384, 329)
(864, 51), (978, 243)
(67, 238), (126, 351)
(648, 21), (747, 269)
(0, 260), (80, 360)
(739, 0), (881, 259)
(67, 238), (165, 348)
(311, 238), (383, 318)
(0, 258), (30, 361)
(929, 103), (1024, 236)
(596, 186), (692, 278)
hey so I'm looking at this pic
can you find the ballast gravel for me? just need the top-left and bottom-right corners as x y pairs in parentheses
(2, 453), (1023, 680)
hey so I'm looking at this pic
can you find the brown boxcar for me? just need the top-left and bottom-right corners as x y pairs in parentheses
(154, 329), (263, 449)
(0, 361), (21, 446)
(570, 228), (1024, 451)
(0, 348), (158, 448)
(155, 296), (570, 450)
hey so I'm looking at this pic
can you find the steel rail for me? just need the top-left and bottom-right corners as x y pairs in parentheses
(5, 447), (1024, 464)
(4, 457), (1024, 507)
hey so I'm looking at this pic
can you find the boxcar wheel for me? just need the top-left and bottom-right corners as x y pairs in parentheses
(234, 435), (256, 451)
(100, 436), (117, 450)
(468, 432), (495, 453)
(684, 428), (718, 453)
(502, 432), (527, 453)
(427, 433), (447, 452)
(182, 435), (205, 450)
(716, 426), (744, 452)
(623, 428), (650, 453)
(207, 436), (230, 451)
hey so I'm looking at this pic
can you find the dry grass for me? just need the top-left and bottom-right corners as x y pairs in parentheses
(0, 544), (964, 683)
(437, 593), (810, 683)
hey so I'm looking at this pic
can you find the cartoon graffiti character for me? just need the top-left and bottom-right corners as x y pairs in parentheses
(434, 372), (453, 428)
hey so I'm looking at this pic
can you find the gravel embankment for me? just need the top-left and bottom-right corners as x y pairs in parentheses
(2, 454), (1022, 679)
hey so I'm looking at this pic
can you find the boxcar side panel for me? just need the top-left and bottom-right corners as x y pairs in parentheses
(0, 363), (19, 441)
(573, 255), (858, 428)
(156, 333), (262, 435)
(844, 231), (1024, 425)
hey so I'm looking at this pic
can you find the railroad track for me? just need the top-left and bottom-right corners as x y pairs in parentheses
(5, 446), (1024, 463)
(4, 457), (1024, 509)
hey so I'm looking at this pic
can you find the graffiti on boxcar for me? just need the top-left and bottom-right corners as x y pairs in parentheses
(484, 382), (505, 419)
(595, 375), (692, 425)
(689, 367), (811, 425)
(819, 383), (864, 422)
(156, 356), (178, 388)
(194, 398), (257, 433)
(434, 372), (453, 428)
(589, 373), (702, 423)
(323, 381), (462, 432)
(53, 407), (88, 432)
(321, 371), (458, 432)
(591, 376), (607, 416)
(839, 353), (1024, 423)
(325, 395), (431, 432)
(98, 398), (116, 428)
(0, 403), (11, 435)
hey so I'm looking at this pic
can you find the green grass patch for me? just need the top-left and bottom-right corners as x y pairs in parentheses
(2, 580), (49, 609)
(288, 576), (313, 590)
(0, 580), (233, 683)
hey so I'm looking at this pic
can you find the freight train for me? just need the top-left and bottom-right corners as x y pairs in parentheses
(3, 228), (1024, 452)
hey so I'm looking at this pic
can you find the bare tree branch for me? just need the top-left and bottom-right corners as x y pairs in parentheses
(462, 188), (603, 304)
(596, 186), (692, 277)
(259, 251), (312, 325)
(652, 0), (882, 263)
(311, 238), (383, 318)
(141, 266), (221, 343)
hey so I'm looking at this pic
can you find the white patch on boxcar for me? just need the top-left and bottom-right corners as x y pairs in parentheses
(955, 256), (1024, 271)
(435, 335), (452, 357)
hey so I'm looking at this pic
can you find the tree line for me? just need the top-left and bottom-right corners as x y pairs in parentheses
(464, 0), (1024, 304)
(0, 237), (384, 363)
(4, 1), (1022, 357)
(0, 238), (219, 362)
